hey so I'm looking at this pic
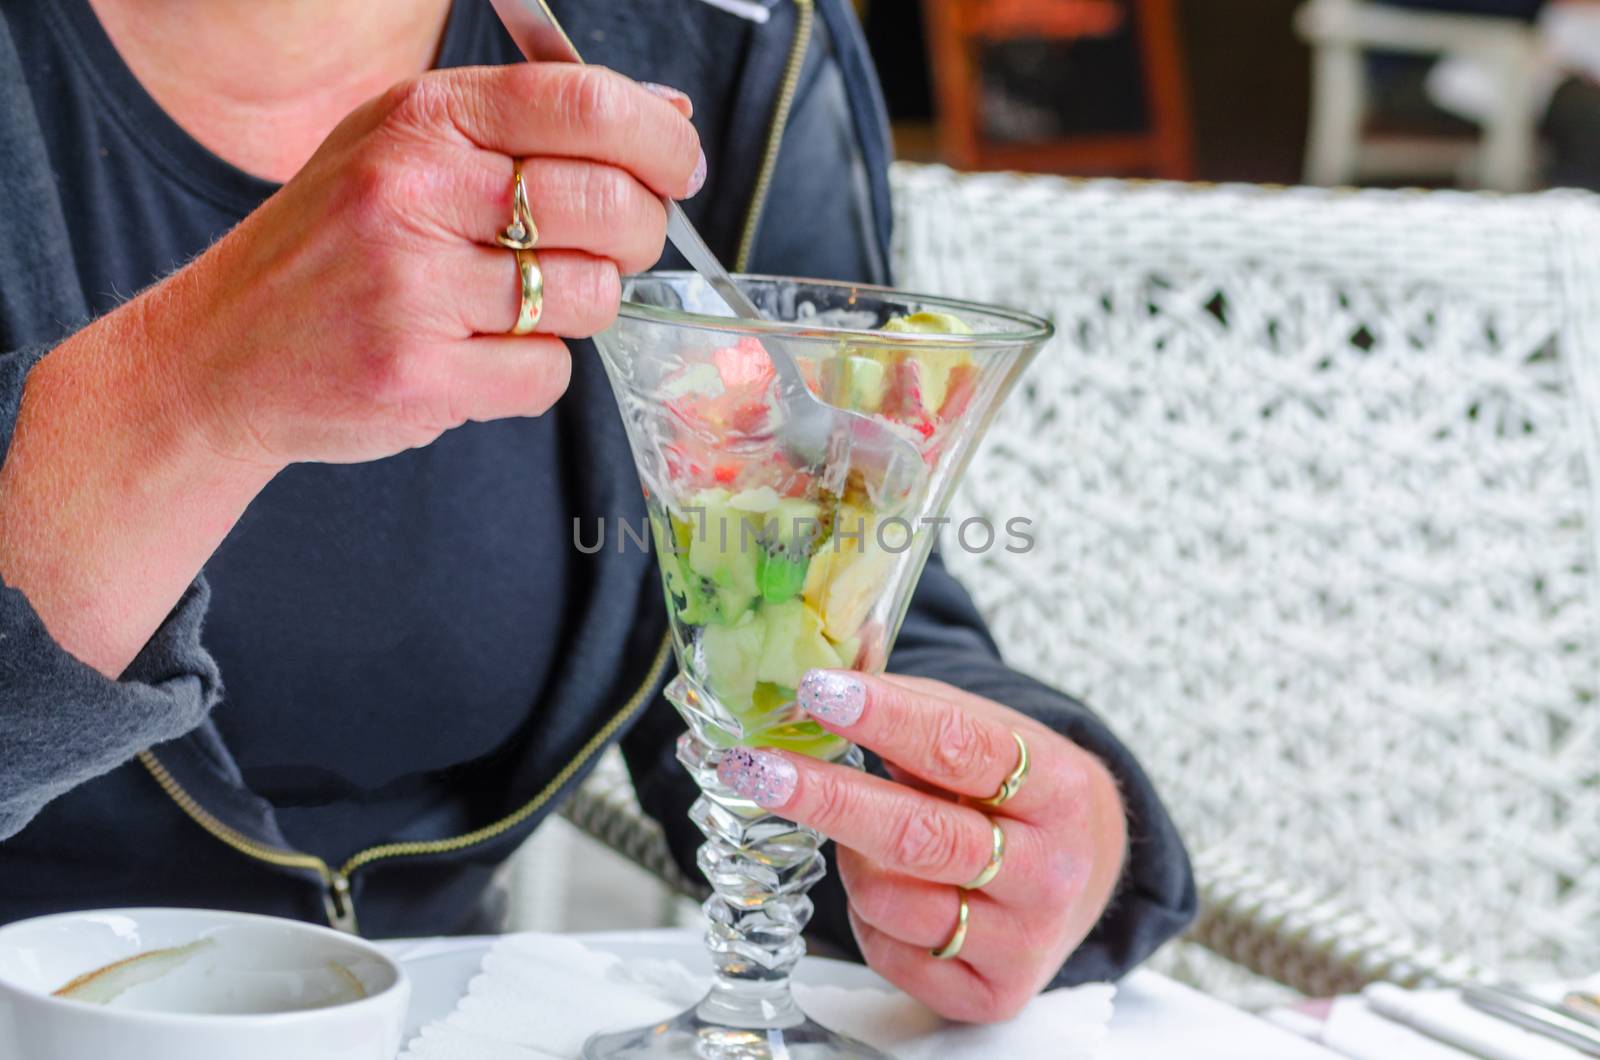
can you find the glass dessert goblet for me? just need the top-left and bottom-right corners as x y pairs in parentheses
(587, 274), (1051, 1059)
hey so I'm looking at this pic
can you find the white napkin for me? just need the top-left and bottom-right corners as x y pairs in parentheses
(1321, 983), (1591, 1060)
(399, 933), (1114, 1060)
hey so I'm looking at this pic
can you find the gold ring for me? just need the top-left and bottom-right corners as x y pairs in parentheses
(977, 730), (1031, 808)
(930, 891), (969, 961)
(962, 818), (1006, 890)
(496, 162), (539, 250)
(510, 247), (544, 336)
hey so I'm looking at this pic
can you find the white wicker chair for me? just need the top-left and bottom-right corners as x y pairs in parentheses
(543, 164), (1600, 999)
(893, 163), (1600, 995)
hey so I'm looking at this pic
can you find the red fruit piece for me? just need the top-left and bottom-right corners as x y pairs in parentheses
(728, 400), (770, 436)
(884, 356), (925, 418)
(940, 364), (979, 422)
(713, 337), (775, 391)
(693, 339), (777, 436)
(799, 357), (823, 396)
(882, 358), (936, 440)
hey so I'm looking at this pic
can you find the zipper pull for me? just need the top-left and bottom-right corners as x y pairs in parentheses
(323, 871), (360, 935)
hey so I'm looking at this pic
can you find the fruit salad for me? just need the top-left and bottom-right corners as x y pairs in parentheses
(649, 311), (975, 758)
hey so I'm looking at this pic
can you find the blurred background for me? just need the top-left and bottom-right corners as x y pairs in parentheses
(861, 0), (1600, 192)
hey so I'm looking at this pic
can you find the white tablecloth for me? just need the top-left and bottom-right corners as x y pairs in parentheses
(381, 931), (1342, 1060)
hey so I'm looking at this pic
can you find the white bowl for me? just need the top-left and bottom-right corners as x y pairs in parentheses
(0, 908), (409, 1060)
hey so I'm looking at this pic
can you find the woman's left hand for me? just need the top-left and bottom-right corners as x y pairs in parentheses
(715, 671), (1128, 1023)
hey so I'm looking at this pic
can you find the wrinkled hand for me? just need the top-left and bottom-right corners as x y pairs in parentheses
(717, 671), (1128, 1023)
(172, 63), (701, 470)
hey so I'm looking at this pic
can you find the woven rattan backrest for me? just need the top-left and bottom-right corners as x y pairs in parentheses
(890, 163), (1600, 982)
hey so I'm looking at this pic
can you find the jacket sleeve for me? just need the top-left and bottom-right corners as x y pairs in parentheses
(622, 0), (1194, 984)
(0, 13), (224, 840)
(0, 344), (224, 841)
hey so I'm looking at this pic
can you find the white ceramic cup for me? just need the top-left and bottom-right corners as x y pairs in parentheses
(0, 907), (410, 1060)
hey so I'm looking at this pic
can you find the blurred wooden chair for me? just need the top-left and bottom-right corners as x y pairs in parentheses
(921, 0), (1194, 177)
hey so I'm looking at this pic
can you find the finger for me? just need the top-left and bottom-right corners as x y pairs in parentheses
(878, 674), (1071, 747)
(390, 64), (702, 200)
(447, 246), (621, 339)
(848, 910), (1031, 1024)
(839, 847), (1079, 982)
(839, 846), (958, 951)
(442, 334), (573, 422)
(512, 158), (668, 272)
(716, 747), (1051, 895)
(795, 669), (1067, 821)
(639, 81), (694, 119)
(838, 848), (1023, 961)
(884, 761), (949, 800)
(416, 152), (667, 272)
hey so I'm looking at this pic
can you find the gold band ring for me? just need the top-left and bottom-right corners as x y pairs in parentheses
(962, 818), (1006, 891)
(930, 891), (970, 961)
(510, 247), (544, 336)
(977, 730), (1031, 809)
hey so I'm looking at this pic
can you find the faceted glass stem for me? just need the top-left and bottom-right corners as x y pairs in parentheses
(582, 676), (888, 1060)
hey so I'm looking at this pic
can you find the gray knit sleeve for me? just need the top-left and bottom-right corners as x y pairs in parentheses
(0, 343), (222, 840)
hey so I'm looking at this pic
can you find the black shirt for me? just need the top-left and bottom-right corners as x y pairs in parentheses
(5, 0), (572, 861)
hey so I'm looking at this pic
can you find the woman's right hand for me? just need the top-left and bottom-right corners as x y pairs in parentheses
(165, 62), (702, 470)
(0, 62), (699, 677)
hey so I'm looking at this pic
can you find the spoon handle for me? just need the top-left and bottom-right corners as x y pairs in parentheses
(663, 206), (763, 322)
(487, 0), (584, 64)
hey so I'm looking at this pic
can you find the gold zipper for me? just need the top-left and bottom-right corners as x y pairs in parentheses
(734, 0), (815, 272)
(137, 632), (672, 934)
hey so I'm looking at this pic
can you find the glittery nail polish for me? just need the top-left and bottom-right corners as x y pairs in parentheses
(717, 748), (797, 808)
(641, 81), (691, 107)
(687, 149), (708, 198)
(797, 670), (866, 727)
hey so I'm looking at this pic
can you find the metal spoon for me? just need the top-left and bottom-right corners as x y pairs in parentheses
(1461, 984), (1600, 1057)
(487, 0), (925, 502)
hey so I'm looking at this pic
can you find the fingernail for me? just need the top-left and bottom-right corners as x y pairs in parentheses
(687, 148), (707, 198)
(641, 81), (693, 117)
(717, 747), (796, 808)
(797, 670), (866, 727)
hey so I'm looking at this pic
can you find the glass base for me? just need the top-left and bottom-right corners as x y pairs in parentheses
(582, 992), (890, 1059)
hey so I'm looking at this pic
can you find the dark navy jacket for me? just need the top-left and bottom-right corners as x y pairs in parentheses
(0, 0), (1195, 986)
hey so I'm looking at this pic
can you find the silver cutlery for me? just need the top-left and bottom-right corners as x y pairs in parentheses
(1463, 983), (1600, 1057)
(1564, 992), (1600, 1025)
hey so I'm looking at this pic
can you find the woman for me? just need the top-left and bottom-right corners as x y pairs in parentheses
(0, 0), (1193, 1022)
